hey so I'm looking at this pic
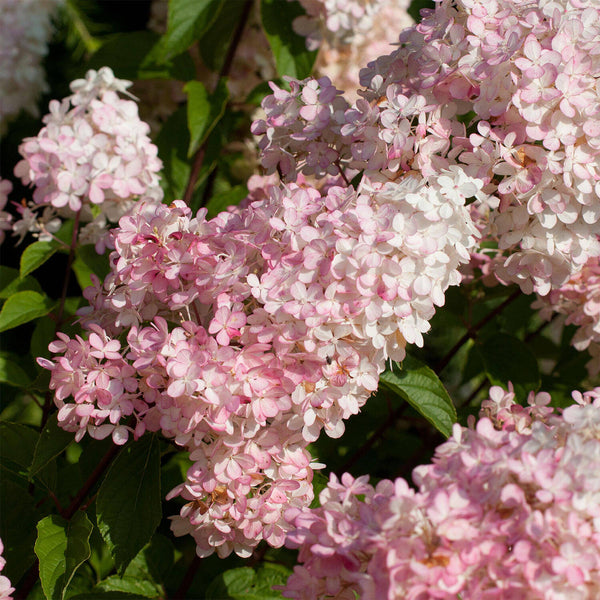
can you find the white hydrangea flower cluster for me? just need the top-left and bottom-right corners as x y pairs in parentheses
(0, 0), (64, 132)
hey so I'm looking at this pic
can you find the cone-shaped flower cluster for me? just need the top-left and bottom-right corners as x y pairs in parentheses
(255, 0), (600, 297)
(41, 166), (479, 557)
(13, 68), (163, 249)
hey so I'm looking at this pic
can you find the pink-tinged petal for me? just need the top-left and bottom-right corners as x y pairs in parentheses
(37, 357), (55, 370)
(112, 425), (129, 445)
(91, 423), (114, 440)
(167, 379), (186, 398)
(228, 312), (246, 328)
(88, 333), (103, 350)
(216, 329), (231, 346)
(89, 182), (104, 204)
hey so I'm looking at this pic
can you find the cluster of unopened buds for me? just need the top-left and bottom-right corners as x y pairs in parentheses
(282, 385), (600, 599)
(11, 67), (163, 251)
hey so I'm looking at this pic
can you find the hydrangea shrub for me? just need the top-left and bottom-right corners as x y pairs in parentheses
(0, 0), (599, 599)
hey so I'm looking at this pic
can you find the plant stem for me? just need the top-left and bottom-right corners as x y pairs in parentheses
(14, 560), (39, 599)
(63, 442), (121, 519)
(335, 159), (350, 186)
(172, 555), (202, 600)
(199, 165), (218, 210)
(182, 147), (206, 206)
(64, 0), (101, 55)
(435, 287), (522, 374)
(335, 404), (406, 476)
(55, 207), (81, 328)
(41, 208), (82, 428)
(15, 441), (117, 599)
(217, 0), (254, 82)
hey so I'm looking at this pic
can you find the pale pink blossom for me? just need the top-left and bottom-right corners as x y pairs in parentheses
(0, 539), (14, 600)
(14, 67), (163, 247)
(283, 387), (600, 599)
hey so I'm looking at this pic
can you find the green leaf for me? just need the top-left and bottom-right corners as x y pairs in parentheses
(0, 421), (58, 493)
(478, 333), (541, 401)
(156, 106), (190, 200)
(0, 421), (37, 472)
(54, 219), (75, 246)
(87, 31), (195, 81)
(95, 576), (160, 598)
(30, 413), (74, 476)
(206, 564), (291, 599)
(0, 352), (32, 387)
(380, 354), (457, 438)
(408, 0), (435, 22)
(0, 291), (56, 333)
(158, 0), (223, 61)
(62, 568), (96, 600)
(70, 592), (144, 600)
(350, 171), (364, 189)
(96, 435), (162, 575)
(205, 185), (248, 218)
(30, 299), (81, 365)
(35, 511), (93, 600)
(72, 244), (111, 291)
(61, 0), (103, 57)
(197, 0), (248, 71)
(125, 534), (174, 585)
(309, 471), (329, 509)
(20, 241), (59, 279)
(184, 78), (230, 157)
(261, 0), (317, 79)
(0, 266), (43, 299)
(92, 533), (173, 598)
(31, 316), (58, 363)
(88, 31), (158, 79)
(0, 478), (40, 583)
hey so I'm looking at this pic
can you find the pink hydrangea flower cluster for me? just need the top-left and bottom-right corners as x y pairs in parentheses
(0, 180), (13, 246)
(0, 539), (14, 600)
(13, 67), (163, 250)
(251, 76), (352, 180)
(283, 385), (600, 599)
(40, 166), (479, 558)
(293, 0), (389, 51)
(255, 0), (600, 297)
(0, 0), (63, 132)
(292, 0), (413, 98)
(533, 257), (600, 375)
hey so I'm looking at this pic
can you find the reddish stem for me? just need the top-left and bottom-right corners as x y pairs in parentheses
(435, 287), (522, 374)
